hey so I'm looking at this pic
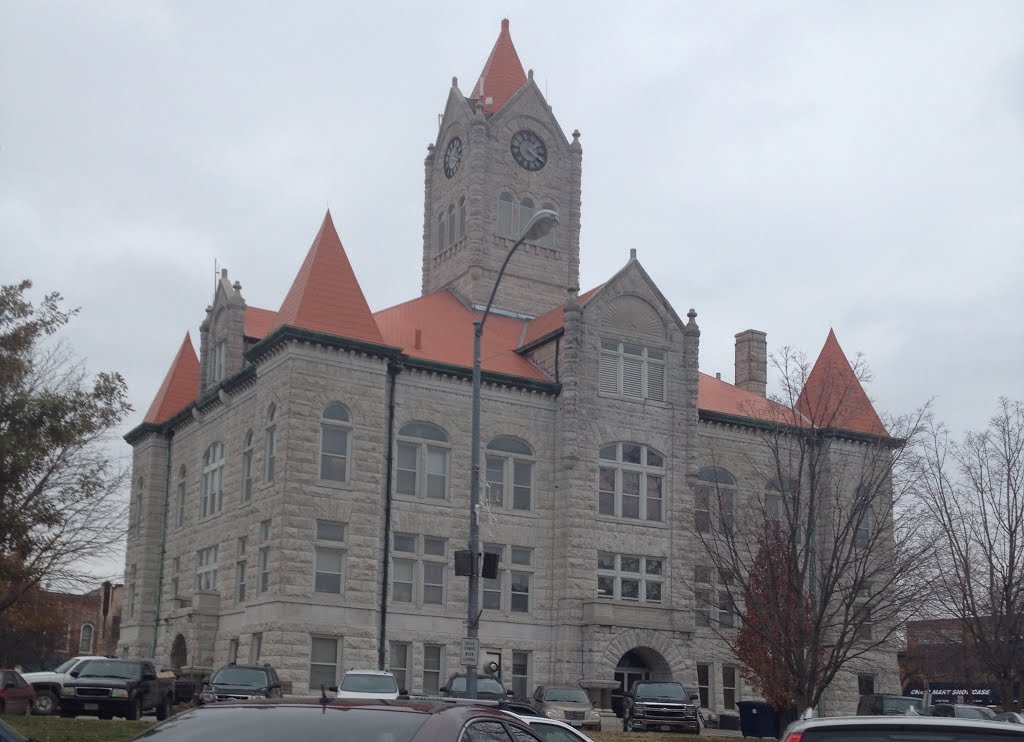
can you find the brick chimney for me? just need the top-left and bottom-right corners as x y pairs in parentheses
(735, 329), (767, 397)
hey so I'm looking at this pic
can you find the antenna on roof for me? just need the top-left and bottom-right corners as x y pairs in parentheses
(214, 258), (219, 293)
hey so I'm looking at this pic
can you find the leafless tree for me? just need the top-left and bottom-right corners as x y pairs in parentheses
(0, 280), (131, 614)
(916, 398), (1024, 710)
(690, 345), (930, 713)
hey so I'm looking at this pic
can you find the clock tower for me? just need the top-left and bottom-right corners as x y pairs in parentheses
(421, 19), (582, 319)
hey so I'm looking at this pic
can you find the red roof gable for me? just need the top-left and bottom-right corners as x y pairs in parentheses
(244, 306), (277, 339)
(374, 290), (549, 381)
(471, 19), (528, 115)
(273, 211), (383, 344)
(143, 333), (200, 424)
(796, 329), (888, 436)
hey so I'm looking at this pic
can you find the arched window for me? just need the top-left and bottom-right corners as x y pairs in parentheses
(265, 403), (277, 482)
(175, 466), (186, 527)
(241, 430), (254, 503)
(447, 205), (456, 246)
(320, 403), (351, 482)
(598, 443), (665, 521)
(695, 467), (736, 533)
(497, 192), (515, 237)
(437, 211), (447, 251)
(395, 422), (449, 499)
(457, 197), (466, 241)
(538, 202), (556, 248)
(485, 436), (534, 511)
(518, 197), (534, 237)
(79, 624), (94, 653)
(202, 443), (225, 517)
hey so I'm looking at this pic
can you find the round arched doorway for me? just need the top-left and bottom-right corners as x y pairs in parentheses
(170, 634), (187, 671)
(611, 647), (673, 716)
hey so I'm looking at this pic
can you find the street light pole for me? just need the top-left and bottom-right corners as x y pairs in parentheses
(465, 208), (559, 699)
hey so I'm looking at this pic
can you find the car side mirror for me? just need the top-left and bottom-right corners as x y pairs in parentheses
(201, 675), (210, 684)
(70, 670), (79, 678)
(507, 689), (515, 697)
(690, 693), (700, 701)
(592, 700), (599, 708)
(328, 686), (338, 693)
(439, 686), (448, 693)
(399, 688), (408, 696)
(143, 672), (157, 681)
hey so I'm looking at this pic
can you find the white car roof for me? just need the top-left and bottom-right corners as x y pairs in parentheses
(342, 669), (395, 676)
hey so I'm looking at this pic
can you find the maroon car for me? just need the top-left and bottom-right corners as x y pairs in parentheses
(127, 697), (544, 741)
(0, 670), (35, 715)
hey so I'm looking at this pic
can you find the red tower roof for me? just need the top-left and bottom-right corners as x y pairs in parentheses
(471, 18), (528, 115)
(273, 211), (383, 344)
(143, 333), (200, 424)
(796, 329), (888, 436)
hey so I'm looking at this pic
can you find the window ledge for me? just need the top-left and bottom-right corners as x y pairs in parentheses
(595, 514), (670, 530)
(596, 393), (671, 409)
(314, 478), (356, 492)
(393, 494), (453, 507)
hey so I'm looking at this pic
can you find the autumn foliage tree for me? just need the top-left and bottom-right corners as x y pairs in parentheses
(0, 280), (131, 615)
(0, 583), (72, 667)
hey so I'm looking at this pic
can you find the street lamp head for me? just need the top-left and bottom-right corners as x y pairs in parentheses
(520, 209), (560, 242)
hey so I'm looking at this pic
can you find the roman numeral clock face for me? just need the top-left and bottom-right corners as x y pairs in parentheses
(444, 136), (462, 178)
(510, 129), (547, 171)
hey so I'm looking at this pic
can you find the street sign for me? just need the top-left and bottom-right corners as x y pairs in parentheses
(460, 638), (480, 667)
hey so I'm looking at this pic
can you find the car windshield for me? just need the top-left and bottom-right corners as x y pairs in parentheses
(340, 674), (398, 694)
(130, 705), (429, 742)
(880, 697), (922, 714)
(211, 668), (268, 687)
(634, 683), (686, 700)
(52, 658), (80, 674)
(76, 660), (141, 679)
(450, 676), (505, 694)
(545, 689), (590, 703)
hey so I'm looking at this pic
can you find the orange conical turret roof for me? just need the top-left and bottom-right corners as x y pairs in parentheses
(471, 18), (528, 115)
(796, 329), (888, 437)
(273, 211), (383, 344)
(143, 333), (200, 424)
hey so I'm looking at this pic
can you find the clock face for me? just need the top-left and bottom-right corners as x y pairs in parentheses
(444, 137), (462, 178)
(510, 129), (547, 171)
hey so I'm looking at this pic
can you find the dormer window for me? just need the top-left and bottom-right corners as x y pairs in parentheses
(599, 341), (665, 402)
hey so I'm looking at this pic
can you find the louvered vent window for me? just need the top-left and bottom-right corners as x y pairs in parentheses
(599, 340), (666, 401)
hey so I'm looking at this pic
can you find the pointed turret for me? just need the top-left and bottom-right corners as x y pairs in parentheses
(273, 211), (383, 344)
(471, 18), (528, 115)
(143, 333), (200, 424)
(796, 329), (888, 437)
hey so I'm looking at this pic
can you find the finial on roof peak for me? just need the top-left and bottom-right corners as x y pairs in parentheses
(572, 129), (581, 140)
(687, 308), (698, 322)
(528, 68), (534, 81)
(452, 76), (458, 88)
(629, 248), (637, 260)
(501, 18), (510, 30)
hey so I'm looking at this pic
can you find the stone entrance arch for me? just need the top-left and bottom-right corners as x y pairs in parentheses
(597, 628), (689, 714)
(170, 633), (187, 671)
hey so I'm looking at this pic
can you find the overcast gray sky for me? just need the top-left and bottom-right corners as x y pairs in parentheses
(3, 1), (1022, 454)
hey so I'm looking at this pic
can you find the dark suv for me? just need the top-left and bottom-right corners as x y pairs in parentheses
(439, 674), (512, 700)
(199, 664), (283, 704)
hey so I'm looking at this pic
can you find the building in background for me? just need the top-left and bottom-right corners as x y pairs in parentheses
(119, 19), (899, 716)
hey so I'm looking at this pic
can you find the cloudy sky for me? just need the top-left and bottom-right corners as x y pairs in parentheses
(3, 0), (1022, 453)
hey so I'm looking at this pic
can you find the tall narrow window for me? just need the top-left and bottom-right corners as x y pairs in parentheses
(482, 544), (503, 610)
(201, 442), (224, 517)
(722, 666), (738, 710)
(389, 642), (410, 692)
(79, 624), (94, 653)
(320, 403), (351, 482)
(447, 205), (456, 246)
(249, 633), (262, 663)
(695, 467), (737, 533)
(696, 663), (710, 708)
(538, 203), (556, 248)
(423, 644), (444, 695)
(169, 558), (179, 601)
(512, 651), (530, 699)
(175, 467), (186, 528)
(314, 519), (346, 594)
(485, 437), (534, 511)
(241, 431), (254, 503)
(228, 638), (239, 665)
(497, 192), (515, 237)
(518, 197), (534, 236)
(510, 547), (532, 613)
(309, 636), (340, 690)
(127, 564), (136, 618)
(212, 340), (227, 383)
(395, 422), (449, 499)
(236, 560), (247, 602)
(457, 197), (466, 241)
(259, 520), (271, 593)
(264, 404), (277, 481)
(598, 443), (665, 521)
(438, 211), (447, 251)
(133, 478), (144, 531)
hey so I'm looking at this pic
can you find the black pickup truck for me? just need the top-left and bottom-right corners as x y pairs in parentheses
(622, 680), (701, 734)
(58, 658), (174, 720)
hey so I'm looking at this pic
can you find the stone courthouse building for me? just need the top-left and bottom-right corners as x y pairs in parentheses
(120, 20), (898, 715)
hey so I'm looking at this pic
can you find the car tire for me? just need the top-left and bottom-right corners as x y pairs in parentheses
(156, 695), (171, 721)
(32, 690), (57, 716)
(126, 697), (142, 721)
